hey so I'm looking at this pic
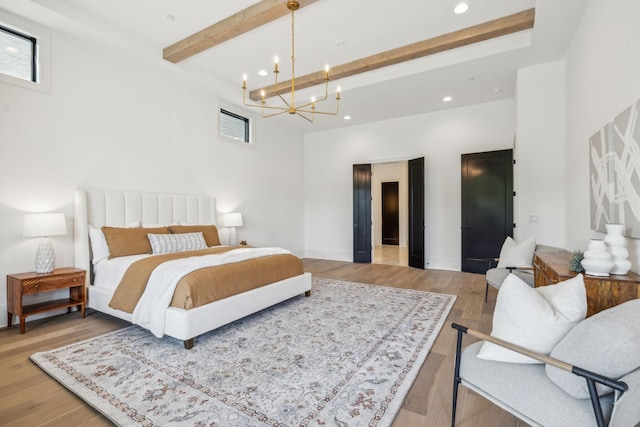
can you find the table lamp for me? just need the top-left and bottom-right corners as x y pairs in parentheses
(223, 213), (243, 246)
(23, 212), (67, 273)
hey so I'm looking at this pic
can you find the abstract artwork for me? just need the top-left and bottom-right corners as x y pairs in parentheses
(590, 99), (640, 237)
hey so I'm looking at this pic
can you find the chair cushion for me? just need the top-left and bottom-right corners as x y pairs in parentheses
(477, 273), (586, 363)
(486, 268), (534, 289)
(497, 236), (536, 268)
(461, 341), (614, 427)
(610, 367), (640, 427)
(546, 299), (640, 399)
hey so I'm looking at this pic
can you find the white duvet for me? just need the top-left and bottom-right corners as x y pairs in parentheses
(131, 247), (293, 337)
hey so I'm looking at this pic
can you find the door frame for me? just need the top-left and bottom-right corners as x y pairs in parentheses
(353, 156), (426, 267)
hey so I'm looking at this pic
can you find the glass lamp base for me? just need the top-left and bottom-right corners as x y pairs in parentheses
(228, 227), (238, 246)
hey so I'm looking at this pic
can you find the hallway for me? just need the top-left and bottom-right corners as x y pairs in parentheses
(373, 244), (408, 266)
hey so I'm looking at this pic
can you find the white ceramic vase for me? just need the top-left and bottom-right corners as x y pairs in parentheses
(604, 223), (631, 275)
(581, 239), (614, 276)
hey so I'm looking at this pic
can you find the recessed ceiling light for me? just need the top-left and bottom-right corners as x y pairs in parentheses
(344, 115), (352, 120)
(493, 87), (503, 94)
(443, 96), (453, 102)
(258, 69), (268, 77)
(454, 3), (469, 14)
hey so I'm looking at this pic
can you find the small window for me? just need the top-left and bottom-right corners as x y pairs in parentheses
(0, 11), (50, 93)
(220, 109), (250, 142)
(0, 25), (36, 82)
(218, 101), (255, 146)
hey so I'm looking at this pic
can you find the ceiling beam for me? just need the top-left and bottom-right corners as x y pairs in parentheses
(251, 8), (535, 101)
(163, 0), (320, 63)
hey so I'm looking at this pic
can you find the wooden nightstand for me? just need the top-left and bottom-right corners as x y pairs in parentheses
(7, 268), (86, 333)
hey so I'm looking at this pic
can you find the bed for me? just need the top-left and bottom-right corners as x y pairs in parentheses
(73, 189), (312, 349)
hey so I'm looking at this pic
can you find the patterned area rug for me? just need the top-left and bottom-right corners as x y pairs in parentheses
(31, 277), (456, 426)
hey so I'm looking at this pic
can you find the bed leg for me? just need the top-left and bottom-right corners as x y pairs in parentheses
(305, 290), (311, 297)
(183, 338), (194, 349)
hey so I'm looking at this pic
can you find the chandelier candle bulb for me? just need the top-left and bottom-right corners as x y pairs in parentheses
(274, 56), (279, 73)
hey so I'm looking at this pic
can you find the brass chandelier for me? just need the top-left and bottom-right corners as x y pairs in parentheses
(242, 0), (340, 122)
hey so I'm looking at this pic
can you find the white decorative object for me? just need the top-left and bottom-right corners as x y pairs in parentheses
(580, 239), (614, 277)
(604, 223), (631, 275)
(223, 212), (243, 246)
(23, 213), (68, 273)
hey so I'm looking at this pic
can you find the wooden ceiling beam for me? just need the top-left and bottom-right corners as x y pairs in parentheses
(250, 8), (535, 101)
(163, 0), (320, 63)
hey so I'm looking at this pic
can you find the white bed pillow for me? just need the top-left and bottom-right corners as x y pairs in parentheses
(477, 273), (587, 364)
(148, 232), (207, 255)
(497, 236), (536, 268)
(89, 221), (139, 264)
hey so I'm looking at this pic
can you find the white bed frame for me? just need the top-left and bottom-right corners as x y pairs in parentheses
(74, 189), (311, 348)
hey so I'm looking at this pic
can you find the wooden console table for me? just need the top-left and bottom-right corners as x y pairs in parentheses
(533, 245), (640, 317)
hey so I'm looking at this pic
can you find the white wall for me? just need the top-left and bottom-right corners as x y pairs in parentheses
(303, 100), (515, 270)
(0, 19), (305, 327)
(564, 0), (640, 268)
(372, 161), (407, 247)
(515, 61), (566, 248)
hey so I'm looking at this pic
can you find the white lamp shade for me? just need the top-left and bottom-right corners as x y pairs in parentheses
(23, 213), (67, 237)
(223, 213), (244, 228)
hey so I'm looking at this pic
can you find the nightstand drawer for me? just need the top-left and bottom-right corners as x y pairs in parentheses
(22, 273), (84, 294)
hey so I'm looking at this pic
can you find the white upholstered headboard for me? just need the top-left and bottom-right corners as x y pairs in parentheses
(74, 189), (217, 281)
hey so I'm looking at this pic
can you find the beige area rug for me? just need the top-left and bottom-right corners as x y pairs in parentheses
(31, 277), (456, 426)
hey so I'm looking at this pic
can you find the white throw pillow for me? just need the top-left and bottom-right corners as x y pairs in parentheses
(497, 236), (536, 268)
(477, 273), (587, 364)
(89, 221), (139, 264)
(148, 232), (207, 255)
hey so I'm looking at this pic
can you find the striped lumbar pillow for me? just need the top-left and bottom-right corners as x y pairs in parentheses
(148, 232), (207, 255)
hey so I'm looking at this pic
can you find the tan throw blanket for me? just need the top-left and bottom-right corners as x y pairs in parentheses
(109, 247), (304, 313)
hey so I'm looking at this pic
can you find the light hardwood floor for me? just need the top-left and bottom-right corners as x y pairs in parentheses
(0, 259), (528, 426)
(373, 244), (408, 267)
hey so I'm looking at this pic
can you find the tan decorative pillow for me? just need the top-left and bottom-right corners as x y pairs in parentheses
(169, 225), (221, 247)
(102, 226), (169, 259)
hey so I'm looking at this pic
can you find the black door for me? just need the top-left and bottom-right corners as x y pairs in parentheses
(461, 150), (513, 273)
(382, 182), (400, 245)
(408, 157), (425, 269)
(353, 164), (372, 263)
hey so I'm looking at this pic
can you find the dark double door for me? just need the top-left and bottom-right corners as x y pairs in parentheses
(461, 149), (513, 273)
(353, 158), (424, 269)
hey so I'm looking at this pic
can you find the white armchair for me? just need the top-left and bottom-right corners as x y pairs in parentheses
(485, 236), (537, 302)
(451, 299), (640, 427)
